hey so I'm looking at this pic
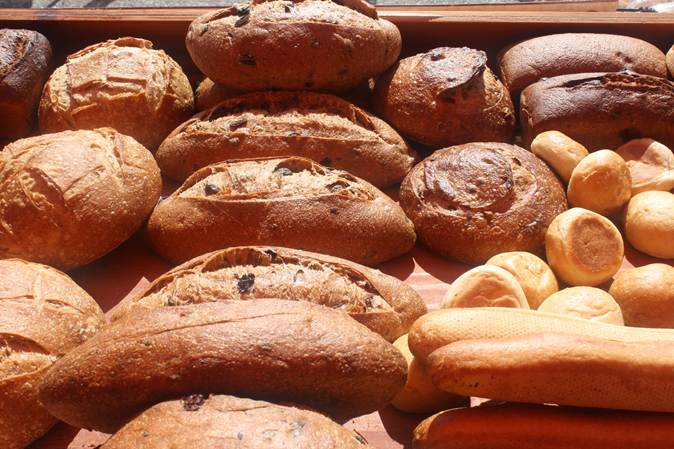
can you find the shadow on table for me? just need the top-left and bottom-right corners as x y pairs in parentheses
(378, 406), (425, 449)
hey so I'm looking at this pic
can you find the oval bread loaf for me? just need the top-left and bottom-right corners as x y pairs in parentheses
(156, 91), (415, 187)
(38, 299), (408, 433)
(146, 156), (416, 265)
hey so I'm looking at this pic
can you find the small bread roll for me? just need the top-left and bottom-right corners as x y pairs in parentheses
(615, 139), (674, 194)
(486, 252), (559, 309)
(667, 45), (673, 77)
(530, 131), (589, 183)
(441, 265), (529, 309)
(391, 334), (466, 414)
(538, 287), (624, 325)
(567, 150), (632, 216)
(545, 208), (624, 286)
(625, 191), (674, 259)
(609, 264), (674, 328)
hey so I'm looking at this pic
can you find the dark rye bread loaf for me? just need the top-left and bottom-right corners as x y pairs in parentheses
(38, 300), (408, 433)
(0, 29), (52, 140)
(0, 259), (104, 449)
(156, 91), (415, 187)
(111, 246), (427, 341)
(185, 0), (400, 93)
(146, 156), (416, 265)
(499, 33), (667, 96)
(520, 72), (674, 150)
(101, 395), (374, 449)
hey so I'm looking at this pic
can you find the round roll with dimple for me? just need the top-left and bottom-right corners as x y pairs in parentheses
(609, 264), (674, 328)
(538, 287), (624, 325)
(399, 142), (567, 264)
(624, 191), (674, 259)
(486, 251), (558, 309)
(441, 265), (529, 309)
(615, 139), (674, 194)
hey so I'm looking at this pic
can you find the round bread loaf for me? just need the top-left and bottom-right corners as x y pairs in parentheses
(112, 246), (427, 342)
(486, 251), (558, 309)
(441, 265), (529, 309)
(624, 191), (674, 259)
(39, 37), (193, 150)
(0, 128), (161, 270)
(373, 47), (515, 147)
(101, 394), (375, 449)
(538, 287), (624, 325)
(609, 264), (674, 328)
(146, 156), (415, 266)
(38, 300), (408, 433)
(156, 90), (415, 187)
(195, 77), (242, 111)
(615, 139), (674, 194)
(530, 131), (588, 184)
(667, 45), (673, 78)
(0, 29), (52, 140)
(185, 1), (400, 93)
(545, 208), (624, 286)
(0, 259), (104, 449)
(399, 143), (567, 264)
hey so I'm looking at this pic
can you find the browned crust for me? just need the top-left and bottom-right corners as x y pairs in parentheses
(194, 77), (242, 110)
(667, 45), (674, 78)
(520, 72), (674, 150)
(38, 300), (408, 433)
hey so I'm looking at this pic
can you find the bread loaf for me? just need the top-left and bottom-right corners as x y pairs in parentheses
(0, 128), (161, 270)
(39, 300), (407, 433)
(609, 264), (674, 328)
(195, 77), (242, 111)
(156, 91), (415, 187)
(0, 259), (104, 449)
(520, 72), (674, 150)
(112, 246), (426, 342)
(0, 29), (52, 140)
(666, 45), (673, 77)
(101, 395), (374, 449)
(146, 156), (416, 265)
(185, 1), (400, 93)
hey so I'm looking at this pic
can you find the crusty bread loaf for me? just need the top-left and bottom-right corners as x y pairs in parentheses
(0, 259), (104, 449)
(101, 394), (374, 449)
(185, 1), (400, 93)
(195, 77), (242, 111)
(666, 45), (673, 77)
(520, 72), (674, 150)
(39, 37), (193, 150)
(0, 29), (52, 140)
(499, 33), (667, 96)
(156, 91), (415, 187)
(112, 246), (426, 342)
(39, 300), (407, 433)
(146, 156), (416, 265)
(399, 143), (566, 264)
(609, 264), (674, 328)
(413, 403), (674, 449)
(0, 128), (161, 270)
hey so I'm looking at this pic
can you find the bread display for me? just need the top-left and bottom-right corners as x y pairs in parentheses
(101, 394), (374, 449)
(538, 287), (624, 325)
(520, 72), (674, 150)
(615, 139), (674, 194)
(609, 264), (674, 328)
(146, 156), (415, 265)
(0, 128), (161, 270)
(373, 47), (515, 147)
(530, 131), (589, 184)
(499, 33), (667, 96)
(195, 77), (241, 111)
(112, 246), (426, 342)
(0, 29), (52, 140)
(0, 259), (104, 449)
(399, 142), (566, 264)
(567, 150), (632, 215)
(545, 208), (624, 286)
(441, 265), (529, 309)
(185, 1), (400, 93)
(38, 37), (193, 150)
(39, 299), (407, 432)
(624, 191), (674, 259)
(485, 251), (558, 309)
(156, 90), (415, 187)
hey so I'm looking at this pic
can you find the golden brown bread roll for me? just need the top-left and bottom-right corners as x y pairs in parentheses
(538, 287), (624, 325)
(485, 251), (558, 309)
(567, 149), (632, 216)
(399, 142), (567, 264)
(609, 264), (674, 328)
(441, 265), (529, 309)
(39, 37), (193, 150)
(373, 47), (515, 147)
(624, 191), (674, 259)
(615, 139), (674, 194)
(0, 129), (161, 270)
(545, 208), (624, 286)
(530, 131), (589, 183)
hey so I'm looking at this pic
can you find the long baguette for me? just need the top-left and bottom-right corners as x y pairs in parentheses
(427, 333), (674, 413)
(408, 307), (674, 362)
(413, 403), (674, 449)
